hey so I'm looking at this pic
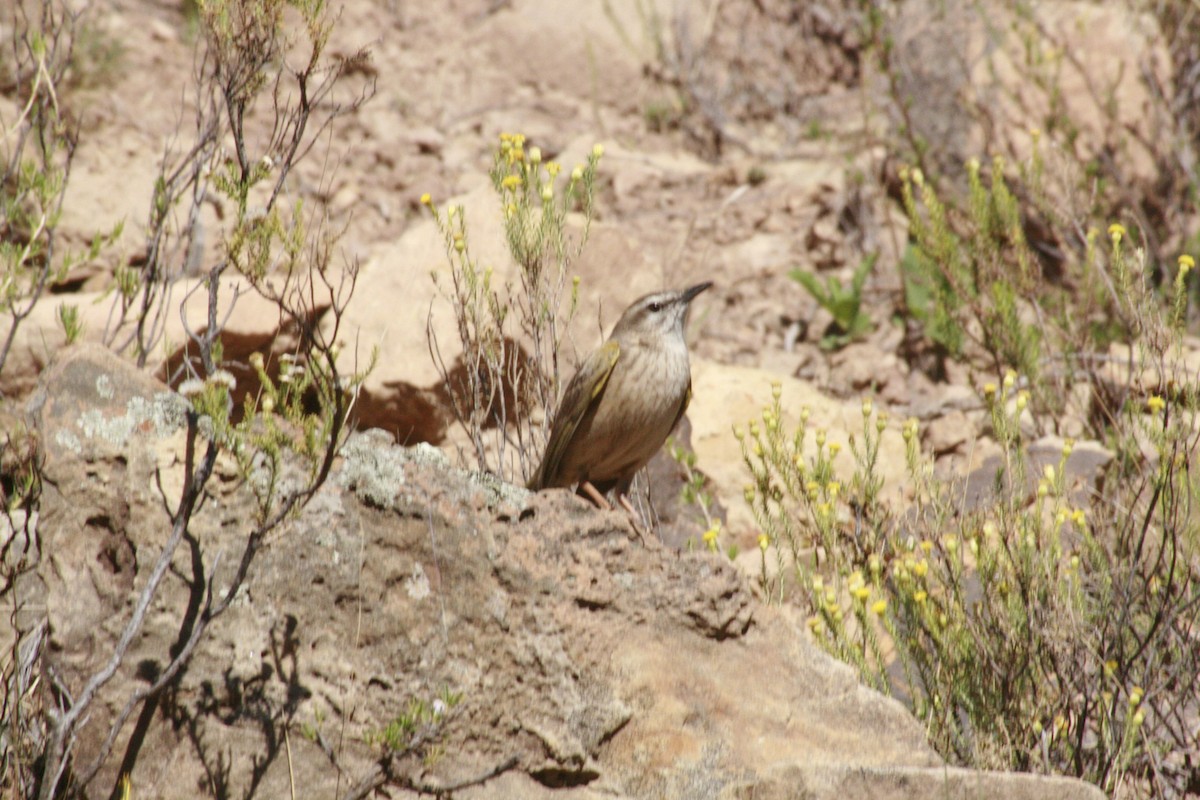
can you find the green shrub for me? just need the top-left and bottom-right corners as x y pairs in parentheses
(427, 135), (602, 482)
(744, 160), (1199, 794)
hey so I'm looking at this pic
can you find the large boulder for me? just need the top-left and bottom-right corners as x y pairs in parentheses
(3, 344), (1105, 799)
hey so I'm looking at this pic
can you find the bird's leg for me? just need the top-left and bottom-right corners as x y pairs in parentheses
(578, 481), (612, 510)
(616, 493), (647, 542)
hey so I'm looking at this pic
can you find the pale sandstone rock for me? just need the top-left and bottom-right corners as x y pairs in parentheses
(689, 360), (910, 542)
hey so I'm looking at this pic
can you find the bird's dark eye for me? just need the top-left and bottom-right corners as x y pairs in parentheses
(648, 301), (663, 313)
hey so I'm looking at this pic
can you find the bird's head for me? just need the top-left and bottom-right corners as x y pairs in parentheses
(609, 281), (713, 347)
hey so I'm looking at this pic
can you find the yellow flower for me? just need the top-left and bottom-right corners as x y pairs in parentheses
(757, 533), (769, 551)
(1104, 659), (1117, 678)
(1131, 709), (1145, 727)
(702, 526), (719, 550)
(1108, 222), (1127, 240)
(772, 381), (782, 400)
(1147, 395), (1165, 414)
(913, 558), (929, 578)
(982, 381), (997, 398)
(861, 397), (873, 418)
(1180, 254), (1195, 275)
(913, 590), (927, 604)
(529, 146), (542, 164)
(570, 166), (584, 182)
(501, 175), (522, 190)
(848, 570), (865, 591)
(1129, 686), (1144, 706)
(592, 143), (605, 158)
(1015, 390), (1029, 412)
(827, 442), (841, 458)
(919, 539), (933, 553)
(871, 599), (888, 615)
(1071, 508), (1086, 527)
(807, 615), (822, 633)
(419, 192), (431, 205)
(1003, 369), (1017, 390)
(827, 481), (841, 497)
(541, 186), (553, 202)
(800, 406), (811, 423)
(853, 586), (871, 602)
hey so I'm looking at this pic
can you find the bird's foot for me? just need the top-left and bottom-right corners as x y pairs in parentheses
(616, 493), (647, 543)
(578, 481), (613, 511)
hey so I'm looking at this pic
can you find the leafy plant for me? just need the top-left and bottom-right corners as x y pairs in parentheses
(1, 0), (122, 380)
(790, 252), (877, 349)
(427, 135), (602, 482)
(2, 1), (376, 796)
(743, 214), (1199, 797)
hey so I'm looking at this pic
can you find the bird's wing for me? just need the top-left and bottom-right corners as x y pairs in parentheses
(528, 341), (621, 490)
(668, 376), (692, 436)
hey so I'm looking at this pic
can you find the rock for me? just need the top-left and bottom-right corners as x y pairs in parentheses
(959, 435), (1114, 512)
(688, 360), (910, 542)
(0, 273), (295, 400)
(830, 341), (902, 393)
(14, 344), (1104, 799)
(890, 0), (1169, 185)
(925, 409), (971, 455)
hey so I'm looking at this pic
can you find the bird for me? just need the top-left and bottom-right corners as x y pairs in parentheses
(527, 281), (712, 517)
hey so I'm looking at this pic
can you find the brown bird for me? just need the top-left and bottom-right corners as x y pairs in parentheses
(527, 281), (712, 515)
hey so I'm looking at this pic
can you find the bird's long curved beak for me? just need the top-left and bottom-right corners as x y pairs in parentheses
(682, 281), (714, 304)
